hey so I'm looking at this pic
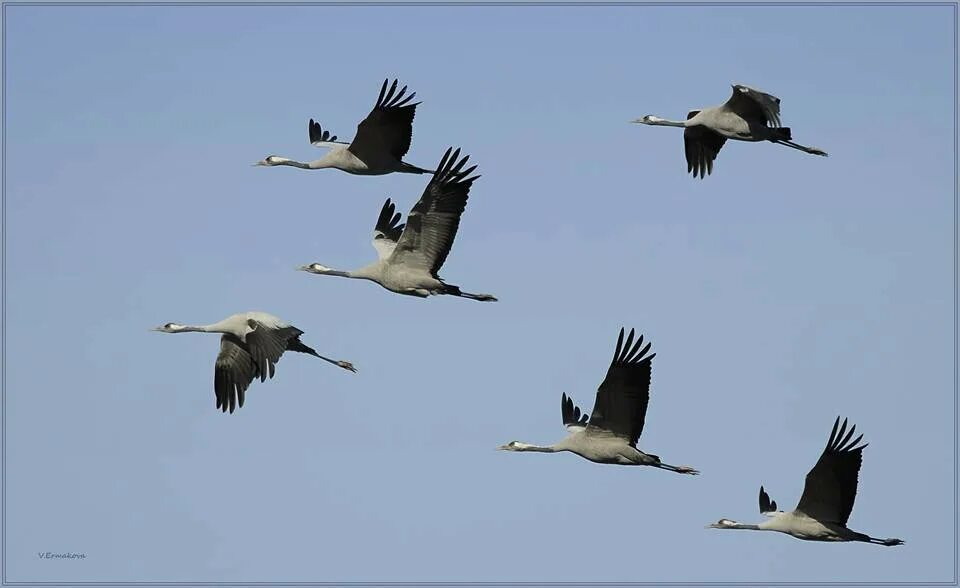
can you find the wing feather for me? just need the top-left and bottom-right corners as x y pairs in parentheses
(214, 335), (257, 414)
(684, 120), (726, 179)
(372, 198), (406, 260)
(795, 417), (867, 525)
(349, 78), (420, 162)
(723, 84), (782, 128)
(561, 393), (590, 432)
(587, 328), (656, 446)
(308, 119), (348, 148)
(244, 321), (303, 384)
(759, 485), (779, 514)
(389, 147), (479, 276)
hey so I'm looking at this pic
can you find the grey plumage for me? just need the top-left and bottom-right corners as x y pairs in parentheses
(299, 147), (497, 302)
(498, 328), (698, 475)
(153, 311), (356, 414)
(709, 417), (904, 546)
(633, 84), (828, 178)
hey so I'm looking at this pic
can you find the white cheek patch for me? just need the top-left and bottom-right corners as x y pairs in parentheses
(313, 264), (331, 271)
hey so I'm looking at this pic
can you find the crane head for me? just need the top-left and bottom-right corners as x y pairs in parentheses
(152, 322), (184, 333)
(631, 115), (656, 124)
(707, 519), (739, 529)
(298, 263), (333, 275)
(254, 155), (284, 166)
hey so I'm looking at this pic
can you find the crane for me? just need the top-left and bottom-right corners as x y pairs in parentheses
(299, 147), (497, 302)
(498, 328), (698, 474)
(255, 79), (432, 175)
(708, 417), (904, 546)
(633, 84), (827, 178)
(152, 311), (356, 413)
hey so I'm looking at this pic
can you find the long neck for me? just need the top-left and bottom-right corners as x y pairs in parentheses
(731, 523), (762, 530)
(721, 522), (763, 531)
(343, 263), (382, 282)
(178, 316), (245, 335)
(176, 323), (226, 334)
(512, 442), (560, 453)
(274, 158), (313, 169)
(647, 117), (688, 128)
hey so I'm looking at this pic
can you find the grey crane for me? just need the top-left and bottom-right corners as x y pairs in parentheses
(255, 79), (432, 175)
(709, 417), (904, 546)
(498, 328), (698, 474)
(298, 147), (497, 302)
(632, 84), (828, 178)
(152, 311), (356, 414)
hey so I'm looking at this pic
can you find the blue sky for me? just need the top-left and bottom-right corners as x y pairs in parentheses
(3, 3), (955, 584)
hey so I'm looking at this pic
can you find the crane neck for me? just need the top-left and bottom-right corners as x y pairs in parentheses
(159, 320), (244, 337)
(729, 523), (762, 530)
(644, 117), (688, 128)
(512, 442), (560, 453)
(278, 159), (313, 169)
(182, 322), (232, 334)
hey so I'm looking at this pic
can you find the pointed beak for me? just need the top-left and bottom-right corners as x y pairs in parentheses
(253, 161), (266, 166)
(296, 264), (311, 272)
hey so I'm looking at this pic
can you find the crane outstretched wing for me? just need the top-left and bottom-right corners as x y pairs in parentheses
(372, 198), (406, 260)
(214, 334), (258, 414)
(724, 84), (782, 128)
(308, 119), (348, 148)
(586, 328), (655, 446)
(349, 79), (420, 163)
(561, 393), (589, 432)
(684, 110), (726, 179)
(795, 417), (867, 525)
(389, 147), (479, 277)
(759, 485), (778, 515)
(243, 320), (304, 383)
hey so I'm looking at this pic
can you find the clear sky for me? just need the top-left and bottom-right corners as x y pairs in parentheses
(3, 3), (955, 585)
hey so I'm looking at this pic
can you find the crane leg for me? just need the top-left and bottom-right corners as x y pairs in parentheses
(655, 462), (700, 475)
(773, 139), (828, 157)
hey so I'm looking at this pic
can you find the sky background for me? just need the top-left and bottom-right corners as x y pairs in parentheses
(3, 3), (956, 585)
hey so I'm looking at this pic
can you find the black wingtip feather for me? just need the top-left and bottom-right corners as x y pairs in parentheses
(611, 327), (655, 366)
(308, 119), (338, 144)
(759, 486), (778, 513)
(561, 393), (589, 427)
(374, 79), (419, 111)
(827, 416), (869, 454)
(431, 147), (480, 189)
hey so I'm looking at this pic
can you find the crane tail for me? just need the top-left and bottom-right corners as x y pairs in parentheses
(287, 337), (321, 357)
(399, 162), (434, 174)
